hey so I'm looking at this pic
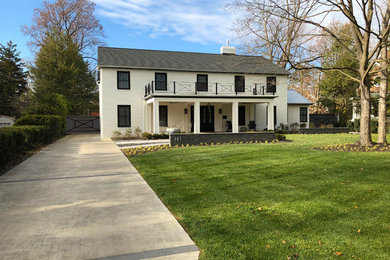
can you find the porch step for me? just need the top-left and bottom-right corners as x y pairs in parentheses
(115, 139), (169, 148)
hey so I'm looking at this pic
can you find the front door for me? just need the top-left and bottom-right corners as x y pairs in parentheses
(191, 105), (215, 132)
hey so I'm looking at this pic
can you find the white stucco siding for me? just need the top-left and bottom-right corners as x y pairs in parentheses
(100, 68), (146, 138)
(287, 104), (310, 128)
(99, 67), (289, 138)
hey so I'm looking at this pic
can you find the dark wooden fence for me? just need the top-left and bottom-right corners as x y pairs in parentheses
(309, 114), (336, 127)
(66, 116), (100, 134)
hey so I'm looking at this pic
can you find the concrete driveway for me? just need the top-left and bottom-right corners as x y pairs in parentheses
(0, 134), (198, 259)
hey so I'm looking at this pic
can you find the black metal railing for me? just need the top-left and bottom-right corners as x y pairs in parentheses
(144, 81), (276, 97)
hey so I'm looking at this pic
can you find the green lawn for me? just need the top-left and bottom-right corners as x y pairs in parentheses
(129, 134), (390, 259)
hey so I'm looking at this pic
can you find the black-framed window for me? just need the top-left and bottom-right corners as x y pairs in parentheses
(235, 76), (245, 92)
(239, 106), (245, 125)
(155, 73), (167, 90)
(117, 71), (130, 89)
(300, 107), (308, 122)
(118, 105), (131, 127)
(159, 105), (168, 127)
(196, 74), (208, 91)
(274, 106), (277, 126)
(266, 77), (276, 93)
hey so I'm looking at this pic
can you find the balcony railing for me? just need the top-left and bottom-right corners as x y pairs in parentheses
(144, 81), (276, 97)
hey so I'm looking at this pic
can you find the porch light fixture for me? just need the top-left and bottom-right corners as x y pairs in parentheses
(219, 108), (223, 114)
(184, 108), (188, 114)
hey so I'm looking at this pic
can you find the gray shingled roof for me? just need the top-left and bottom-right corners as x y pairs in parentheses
(98, 47), (289, 75)
(288, 90), (312, 105)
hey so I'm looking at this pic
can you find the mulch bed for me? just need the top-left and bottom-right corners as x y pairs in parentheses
(314, 143), (390, 152)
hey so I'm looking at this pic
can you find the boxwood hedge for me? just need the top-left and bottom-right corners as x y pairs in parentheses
(0, 115), (65, 167)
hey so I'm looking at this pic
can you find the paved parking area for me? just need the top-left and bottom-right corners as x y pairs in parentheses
(0, 134), (198, 259)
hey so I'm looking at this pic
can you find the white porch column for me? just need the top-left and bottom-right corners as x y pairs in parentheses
(153, 100), (160, 134)
(147, 103), (152, 132)
(267, 103), (274, 130)
(194, 101), (200, 133)
(232, 101), (239, 133)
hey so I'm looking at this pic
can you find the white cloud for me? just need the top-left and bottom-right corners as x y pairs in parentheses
(93, 0), (236, 44)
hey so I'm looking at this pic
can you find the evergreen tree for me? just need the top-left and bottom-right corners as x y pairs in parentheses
(30, 30), (97, 116)
(318, 24), (359, 126)
(0, 41), (28, 116)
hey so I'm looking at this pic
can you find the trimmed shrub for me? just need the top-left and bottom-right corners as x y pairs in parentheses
(14, 115), (65, 139)
(275, 133), (286, 141)
(141, 132), (169, 140)
(346, 120), (354, 131)
(142, 132), (153, 140)
(1, 115), (65, 167)
(353, 118), (378, 133)
(0, 125), (48, 166)
(354, 119), (360, 132)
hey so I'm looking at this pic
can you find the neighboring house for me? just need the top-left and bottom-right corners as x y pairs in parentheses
(287, 90), (312, 128)
(98, 46), (310, 139)
(0, 115), (15, 128)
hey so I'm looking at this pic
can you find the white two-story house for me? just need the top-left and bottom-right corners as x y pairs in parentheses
(98, 46), (310, 139)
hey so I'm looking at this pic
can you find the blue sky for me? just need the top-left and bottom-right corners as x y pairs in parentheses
(0, 0), (238, 63)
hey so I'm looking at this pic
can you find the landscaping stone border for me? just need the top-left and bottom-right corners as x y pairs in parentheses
(299, 127), (350, 134)
(170, 132), (276, 146)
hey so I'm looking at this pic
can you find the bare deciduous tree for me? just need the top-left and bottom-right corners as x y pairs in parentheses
(377, 0), (390, 144)
(238, 0), (390, 146)
(231, 0), (316, 70)
(22, 0), (105, 59)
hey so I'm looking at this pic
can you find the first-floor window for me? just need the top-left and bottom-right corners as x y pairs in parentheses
(300, 107), (308, 122)
(159, 105), (168, 127)
(118, 105), (131, 127)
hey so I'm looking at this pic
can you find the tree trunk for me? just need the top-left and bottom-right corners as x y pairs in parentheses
(359, 81), (373, 146)
(378, 41), (389, 143)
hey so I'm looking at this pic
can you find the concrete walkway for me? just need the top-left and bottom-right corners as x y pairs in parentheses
(0, 134), (198, 260)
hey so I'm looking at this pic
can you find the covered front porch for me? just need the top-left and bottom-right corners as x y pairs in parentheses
(144, 97), (276, 134)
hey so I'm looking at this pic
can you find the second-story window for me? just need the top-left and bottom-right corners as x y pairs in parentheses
(196, 74), (208, 91)
(235, 76), (245, 92)
(266, 77), (276, 93)
(117, 71), (130, 89)
(155, 73), (167, 90)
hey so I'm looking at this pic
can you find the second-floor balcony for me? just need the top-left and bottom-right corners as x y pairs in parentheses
(144, 81), (277, 98)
